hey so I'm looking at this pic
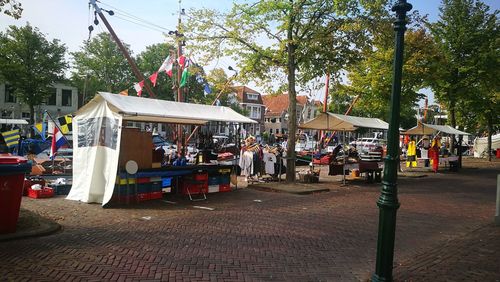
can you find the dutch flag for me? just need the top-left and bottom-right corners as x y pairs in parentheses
(49, 127), (67, 159)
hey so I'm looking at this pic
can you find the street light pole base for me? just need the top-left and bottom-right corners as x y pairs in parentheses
(371, 274), (390, 282)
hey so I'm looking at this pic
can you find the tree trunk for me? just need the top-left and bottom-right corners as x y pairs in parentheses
(29, 104), (35, 138)
(285, 10), (297, 182)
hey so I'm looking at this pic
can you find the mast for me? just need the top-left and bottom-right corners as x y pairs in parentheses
(89, 0), (156, 98)
(176, 0), (184, 154)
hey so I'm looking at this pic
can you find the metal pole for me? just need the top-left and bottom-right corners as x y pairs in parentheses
(176, 0), (184, 155)
(495, 174), (500, 225)
(372, 1), (412, 281)
(90, 0), (156, 98)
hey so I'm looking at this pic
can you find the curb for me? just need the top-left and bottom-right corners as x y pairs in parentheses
(0, 211), (61, 242)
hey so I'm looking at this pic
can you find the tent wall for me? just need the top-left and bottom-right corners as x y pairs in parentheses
(67, 98), (122, 205)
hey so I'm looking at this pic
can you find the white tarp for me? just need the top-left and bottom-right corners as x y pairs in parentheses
(473, 133), (500, 157)
(0, 118), (28, 125)
(68, 92), (256, 206)
(299, 112), (388, 131)
(67, 97), (123, 205)
(404, 122), (470, 136)
(88, 92), (257, 125)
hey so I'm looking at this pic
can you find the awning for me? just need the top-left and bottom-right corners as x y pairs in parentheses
(76, 92), (257, 125)
(0, 118), (28, 125)
(299, 112), (388, 131)
(404, 122), (470, 135)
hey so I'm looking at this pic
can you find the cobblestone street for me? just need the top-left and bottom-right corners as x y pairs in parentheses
(1, 159), (499, 281)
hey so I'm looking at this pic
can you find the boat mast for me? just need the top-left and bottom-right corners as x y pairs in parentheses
(89, 0), (156, 98)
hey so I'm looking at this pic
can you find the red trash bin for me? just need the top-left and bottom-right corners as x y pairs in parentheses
(0, 154), (32, 234)
(496, 148), (500, 159)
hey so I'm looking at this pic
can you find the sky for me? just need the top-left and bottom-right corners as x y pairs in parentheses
(1, 0), (498, 104)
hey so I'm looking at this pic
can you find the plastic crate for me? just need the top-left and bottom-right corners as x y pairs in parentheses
(219, 175), (230, 185)
(136, 193), (150, 202)
(208, 176), (220, 185)
(28, 187), (54, 199)
(23, 178), (46, 196)
(137, 183), (152, 194)
(136, 177), (150, 184)
(208, 185), (219, 193)
(161, 177), (172, 187)
(150, 191), (162, 200)
(181, 183), (208, 195)
(151, 181), (162, 192)
(219, 183), (231, 193)
(193, 173), (208, 181)
(50, 184), (72, 195)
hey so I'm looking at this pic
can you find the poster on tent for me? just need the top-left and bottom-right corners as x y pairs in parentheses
(67, 100), (122, 206)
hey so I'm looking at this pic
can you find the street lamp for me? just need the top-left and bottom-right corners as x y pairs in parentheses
(372, 1), (412, 282)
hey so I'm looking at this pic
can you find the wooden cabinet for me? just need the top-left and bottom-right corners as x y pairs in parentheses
(119, 128), (152, 169)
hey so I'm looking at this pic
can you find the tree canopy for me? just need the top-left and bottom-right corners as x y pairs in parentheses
(0, 24), (67, 125)
(70, 32), (134, 102)
(0, 0), (22, 19)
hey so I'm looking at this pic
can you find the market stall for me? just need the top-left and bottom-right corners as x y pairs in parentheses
(67, 92), (256, 206)
(299, 113), (389, 183)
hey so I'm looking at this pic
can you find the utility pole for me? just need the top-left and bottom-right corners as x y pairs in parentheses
(89, 0), (155, 98)
(175, 0), (184, 155)
(372, 1), (412, 281)
(323, 73), (329, 113)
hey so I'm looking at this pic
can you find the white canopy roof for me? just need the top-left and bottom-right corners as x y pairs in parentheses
(0, 118), (28, 125)
(299, 112), (389, 131)
(404, 122), (470, 135)
(76, 92), (257, 125)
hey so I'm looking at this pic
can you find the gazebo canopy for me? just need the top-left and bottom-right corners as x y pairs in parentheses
(404, 122), (470, 136)
(299, 112), (389, 131)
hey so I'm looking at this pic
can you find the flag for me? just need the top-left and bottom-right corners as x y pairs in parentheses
(33, 122), (47, 140)
(58, 115), (73, 134)
(49, 127), (66, 159)
(180, 68), (190, 87)
(119, 89), (128, 96)
(1, 129), (20, 148)
(149, 72), (159, 87)
(158, 55), (174, 77)
(177, 55), (186, 68)
(134, 81), (144, 97)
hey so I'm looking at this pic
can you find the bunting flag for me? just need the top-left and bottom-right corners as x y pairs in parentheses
(180, 67), (190, 87)
(58, 115), (73, 134)
(177, 55), (186, 68)
(119, 89), (129, 96)
(149, 72), (159, 87)
(134, 81), (144, 97)
(158, 55), (174, 77)
(49, 126), (66, 160)
(33, 112), (48, 140)
(1, 129), (20, 148)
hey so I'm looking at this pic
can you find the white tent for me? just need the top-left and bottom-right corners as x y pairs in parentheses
(404, 122), (470, 136)
(299, 112), (389, 131)
(67, 92), (256, 205)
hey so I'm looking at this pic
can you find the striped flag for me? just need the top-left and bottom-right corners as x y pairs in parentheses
(49, 127), (66, 159)
(1, 129), (20, 148)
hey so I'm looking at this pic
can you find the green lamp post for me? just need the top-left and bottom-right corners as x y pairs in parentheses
(372, 1), (412, 282)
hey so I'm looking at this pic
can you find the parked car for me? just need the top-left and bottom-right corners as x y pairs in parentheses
(152, 135), (198, 155)
(350, 137), (386, 154)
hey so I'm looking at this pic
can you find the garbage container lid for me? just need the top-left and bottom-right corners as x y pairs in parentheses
(0, 154), (28, 165)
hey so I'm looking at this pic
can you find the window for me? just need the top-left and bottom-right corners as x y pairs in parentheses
(271, 118), (276, 123)
(275, 128), (279, 134)
(62, 89), (72, 106)
(269, 129), (272, 133)
(247, 93), (258, 100)
(22, 112), (30, 119)
(47, 88), (57, 105)
(307, 109), (312, 119)
(249, 106), (261, 119)
(5, 84), (16, 103)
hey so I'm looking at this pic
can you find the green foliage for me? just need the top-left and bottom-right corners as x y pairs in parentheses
(428, 0), (499, 132)
(70, 33), (134, 101)
(136, 43), (176, 101)
(0, 24), (67, 124)
(0, 0), (22, 19)
(336, 11), (436, 129)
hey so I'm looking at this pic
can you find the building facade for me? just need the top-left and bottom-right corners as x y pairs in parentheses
(0, 82), (79, 122)
(262, 93), (319, 137)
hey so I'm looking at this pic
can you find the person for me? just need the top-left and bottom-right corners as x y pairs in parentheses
(430, 135), (441, 173)
(420, 136), (431, 167)
(172, 152), (187, 166)
(406, 137), (417, 168)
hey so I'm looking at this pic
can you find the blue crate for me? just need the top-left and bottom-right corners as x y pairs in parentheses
(161, 177), (172, 187)
(137, 183), (152, 194)
(208, 176), (220, 185)
(219, 175), (230, 185)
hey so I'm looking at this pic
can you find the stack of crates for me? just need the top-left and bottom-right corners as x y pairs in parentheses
(181, 171), (208, 196)
(218, 168), (231, 192)
(161, 177), (172, 193)
(113, 176), (163, 203)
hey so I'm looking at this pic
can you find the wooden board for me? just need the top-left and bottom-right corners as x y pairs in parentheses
(119, 128), (152, 169)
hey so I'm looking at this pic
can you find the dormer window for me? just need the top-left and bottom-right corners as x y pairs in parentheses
(247, 93), (259, 100)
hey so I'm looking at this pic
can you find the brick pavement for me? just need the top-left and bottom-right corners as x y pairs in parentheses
(0, 159), (498, 281)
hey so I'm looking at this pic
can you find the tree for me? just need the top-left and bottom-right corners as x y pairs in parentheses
(186, 0), (382, 181)
(71, 32), (134, 101)
(334, 9), (437, 129)
(428, 0), (499, 156)
(0, 24), (67, 125)
(0, 0), (22, 19)
(136, 43), (176, 101)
